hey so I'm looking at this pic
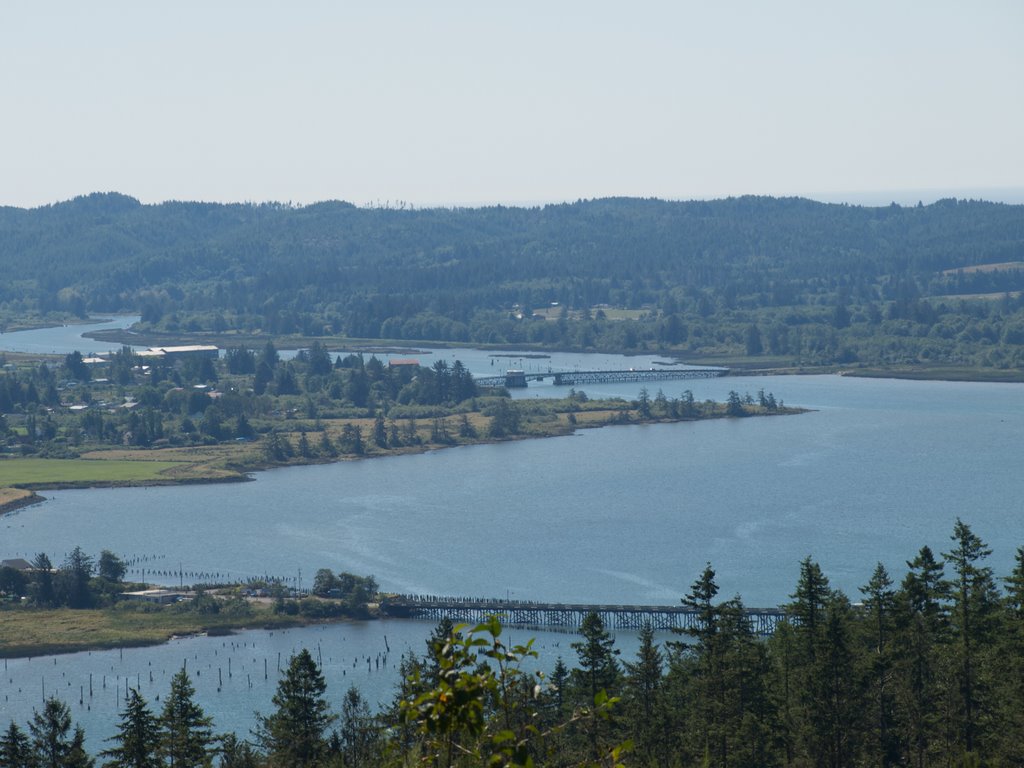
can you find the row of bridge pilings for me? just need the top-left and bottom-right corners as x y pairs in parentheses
(379, 594), (789, 637)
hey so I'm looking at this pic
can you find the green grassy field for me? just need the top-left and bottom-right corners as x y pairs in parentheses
(0, 458), (188, 488)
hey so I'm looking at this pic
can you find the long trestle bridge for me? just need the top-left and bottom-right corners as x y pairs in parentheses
(381, 596), (788, 636)
(474, 367), (728, 389)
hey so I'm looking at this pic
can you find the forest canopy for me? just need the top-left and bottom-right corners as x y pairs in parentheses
(2, 194), (1024, 367)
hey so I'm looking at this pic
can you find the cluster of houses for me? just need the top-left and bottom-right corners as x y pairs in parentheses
(58, 345), (222, 412)
(82, 344), (220, 368)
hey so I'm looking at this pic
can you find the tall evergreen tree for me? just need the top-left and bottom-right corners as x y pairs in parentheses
(804, 595), (863, 768)
(338, 685), (378, 768)
(785, 558), (861, 767)
(424, 617), (457, 689)
(101, 689), (160, 768)
(679, 564), (728, 764)
(860, 563), (900, 767)
(992, 545), (1024, 763)
(1006, 545), (1024, 618)
(159, 668), (214, 768)
(767, 619), (799, 766)
(895, 545), (947, 768)
(548, 657), (569, 717)
(571, 611), (620, 705)
(681, 563), (721, 649)
(255, 649), (335, 767)
(942, 519), (998, 756)
(59, 546), (95, 609)
(622, 623), (665, 766)
(677, 565), (776, 768)
(30, 552), (55, 607)
(789, 556), (831, 656)
(718, 597), (776, 768)
(28, 698), (93, 768)
(0, 721), (33, 768)
(570, 611), (620, 763)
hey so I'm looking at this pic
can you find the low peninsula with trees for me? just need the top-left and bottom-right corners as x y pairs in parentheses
(0, 340), (797, 505)
(0, 546), (383, 657)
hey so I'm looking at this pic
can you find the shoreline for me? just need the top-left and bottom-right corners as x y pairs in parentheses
(0, 407), (806, 499)
(0, 489), (44, 515)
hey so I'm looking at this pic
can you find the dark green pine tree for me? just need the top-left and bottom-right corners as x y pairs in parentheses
(0, 721), (33, 768)
(28, 697), (93, 768)
(942, 519), (999, 757)
(859, 562), (900, 768)
(681, 562), (721, 649)
(424, 617), (457, 689)
(805, 594), (863, 768)
(894, 545), (947, 768)
(373, 412), (387, 448)
(338, 685), (378, 768)
(101, 688), (161, 768)
(788, 556), (831, 655)
(622, 623), (666, 766)
(992, 546), (1024, 763)
(677, 564), (775, 768)
(571, 611), (620, 705)
(728, 598), (777, 768)
(1006, 545), (1024, 618)
(297, 431), (312, 459)
(59, 546), (95, 609)
(30, 553), (55, 607)
(159, 667), (214, 768)
(678, 563), (726, 764)
(218, 734), (260, 768)
(570, 611), (620, 763)
(766, 617), (800, 766)
(255, 649), (335, 767)
(784, 557), (853, 766)
(486, 398), (520, 438)
(317, 430), (337, 458)
(548, 657), (570, 716)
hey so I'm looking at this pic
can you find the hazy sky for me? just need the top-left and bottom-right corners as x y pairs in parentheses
(2, 1), (1022, 208)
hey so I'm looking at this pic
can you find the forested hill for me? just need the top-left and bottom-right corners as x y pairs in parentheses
(2, 193), (1024, 368)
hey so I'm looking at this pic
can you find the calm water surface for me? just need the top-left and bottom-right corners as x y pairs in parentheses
(2, 320), (1023, 743)
(0, 619), (583, 749)
(4, 375), (1021, 605)
(0, 316), (141, 355)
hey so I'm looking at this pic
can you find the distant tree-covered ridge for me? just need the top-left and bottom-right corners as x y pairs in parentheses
(2, 193), (1024, 367)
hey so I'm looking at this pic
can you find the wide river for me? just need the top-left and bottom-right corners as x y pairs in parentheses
(1, 318), (1022, 744)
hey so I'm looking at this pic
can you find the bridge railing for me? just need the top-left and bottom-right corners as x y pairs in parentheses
(380, 594), (789, 636)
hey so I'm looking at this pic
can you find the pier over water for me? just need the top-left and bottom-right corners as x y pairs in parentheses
(381, 595), (788, 636)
